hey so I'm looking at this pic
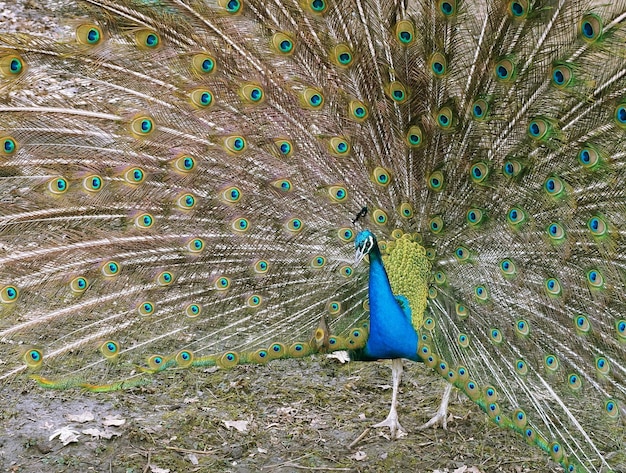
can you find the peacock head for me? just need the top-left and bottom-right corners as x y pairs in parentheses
(355, 230), (376, 264)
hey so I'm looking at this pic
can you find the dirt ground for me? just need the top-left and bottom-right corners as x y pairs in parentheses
(1, 357), (565, 473)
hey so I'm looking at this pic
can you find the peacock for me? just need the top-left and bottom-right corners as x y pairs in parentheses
(1, 0), (625, 471)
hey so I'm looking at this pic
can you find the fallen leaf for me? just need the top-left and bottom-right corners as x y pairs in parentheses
(67, 412), (94, 423)
(222, 420), (248, 432)
(49, 426), (80, 445)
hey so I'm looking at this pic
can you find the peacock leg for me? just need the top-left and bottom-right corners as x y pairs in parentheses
(372, 358), (407, 438)
(417, 383), (452, 430)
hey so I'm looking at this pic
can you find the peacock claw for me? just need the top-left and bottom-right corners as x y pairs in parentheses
(418, 383), (453, 431)
(372, 413), (407, 439)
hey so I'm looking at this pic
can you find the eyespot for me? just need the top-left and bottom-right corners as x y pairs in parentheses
(190, 89), (214, 108)
(100, 341), (120, 359)
(138, 301), (155, 315)
(434, 271), (446, 285)
(428, 287), (438, 299)
(1, 136), (18, 156)
(386, 81), (408, 104)
(48, 177), (68, 194)
(329, 137), (350, 156)
(605, 399), (619, 419)
(186, 238), (204, 253)
(332, 44), (353, 67)
(528, 117), (551, 140)
(427, 171), (444, 191)
(454, 245), (470, 262)
(545, 354), (560, 372)
(503, 159), (523, 177)
(551, 63), (573, 89)
(268, 342), (286, 359)
(0, 53), (26, 78)
(470, 162), (489, 184)
(437, 0), (457, 17)
(615, 103), (626, 129)
(499, 258), (517, 277)
(549, 442), (564, 463)
(286, 218), (303, 233)
(586, 269), (604, 289)
(456, 303), (468, 319)
(471, 99), (488, 120)
(515, 319), (530, 336)
(544, 277), (562, 297)
(596, 356), (610, 375)
(272, 32), (295, 55)
(82, 174), (103, 192)
(457, 333), (470, 348)
(147, 354), (166, 371)
(494, 58), (515, 82)
(466, 208), (485, 226)
(399, 202), (414, 218)
(130, 116), (154, 137)
(156, 271), (174, 286)
(588, 216), (608, 237)
(307, 0), (327, 14)
(327, 300), (341, 314)
(339, 265), (354, 278)
(406, 125), (423, 148)
(176, 193), (196, 210)
(102, 261), (120, 277)
(218, 0), (242, 14)
(429, 216), (444, 234)
(579, 14), (602, 42)
(175, 350), (194, 368)
(123, 167), (145, 185)
(515, 360), (528, 376)
(171, 155), (196, 173)
(474, 284), (489, 301)
(489, 328), (503, 344)
(70, 277), (89, 293)
(215, 277), (230, 290)
(423, 317), (436, 330)
(134, 213), (154, 229)
(349, 100), (369, 122)
(429, 52), (447, 77)
(372, 209), (388, 226)
(574, 314), (591, 334)
(578, 145), (600, 169)
(0, 285), (19, 303)
(240, 84), (264, 103)
(508, 0), (529, 18)
(395, 20), (415, 45)
(254, 259), (270, 274)
(547, 222), (565, 241)
(436, 107), (454, 129)
(221, 186), (242, 203)
(302, 87), (324, 109)
(23, 348), (43, 368)
(223, 136), (246, 154)
(232, 217), (250, 233)
(310, 255), (326, 268)
(185, 303), (202, 318)
(76, 24), (103, 45)
(274, 139), (294, 157)
(247, 294), (262, 308)
(372, 167), (391, 186)
(616, 319), (626, 341)
(507, 207), (526, 225)
(192, 53), (216, 75)
(135, 29), (161, 49)
(338, 228), (354, 242)
(544, 176), (564, 197)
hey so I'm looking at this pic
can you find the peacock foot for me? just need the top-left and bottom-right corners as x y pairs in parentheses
(372, 411), (407, 439)
(417, 383), (452, 430)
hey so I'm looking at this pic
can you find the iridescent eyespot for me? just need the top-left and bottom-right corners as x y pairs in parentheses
(186, 238), (204, 253)
(372, 167), (391, 186)
(544, 176), (564, 197)
(192, 53), (216, 75)
(247, 294), (262, 307)
(332, 44), (353, 67)
(372, 209), (388, 225)
(544, 277), (562, 296)
(24, 348), (43, 367)
(588, 215), (608, 237)
(215, 277), (230, 290)
(70, 277), (89, 293)
(395, 20), (415, 45)
(223, 136), (246, 154)
(528, 118), (551, 140)
(254, 260), (270, 274)
(503, 159), (522, 177)
(515, 319), (530, 336)
(474, 284), (489, 301)
(515, 360), (528, 376)
(579, 14), (602, 42)
(138, 301), (155, 315)
(48, 177), (68, 194)
(329, 137), (350, 156)
(311, 255), (326, 268)
(578, 145), (600, 169)
(302, 87), (324, 109)
(458, 333), (470, 348)
(147, 355), (166, 370)
(437, 0), (457, 17)
(83, 175), (103, 192)
(507, 207), (526, 225)
(176, 350), (194, 368)
(596, 356), (610, 375)
(434, 271), (446, 285)
(339, 265), (353, 278)
(586, 269), (604, 289)
(551, 63), (573, 89)
(429, 216), (444, 234)
(327, 185), (348, 202)
(135, 213), (154, 228)
(176, 193), (196, 210)
(616, 319), (626, 341)
(76, 24), (103, 45)
(406, 126), (423, 148)
(0, 285), (19, 303)
(349, 100), (369, 122)
(102, 261), (120, 277)
(499, 258), (516, 277)
(547, 222), (565, 241)
(605, 399), (619, 419)
(157, 271), (174, 286)
(218, 0), (242, 14)
(615, 103), (626, 129)
(308, 0), (327, 13)
(436, 107), (454, 129)
(135, 30), (160, 49)
(466, 208), (485, 226)
(427, 171), (444, 191)
(470, 162), (489, 184)
(399, 202), (414, 218)
(190, 89), (214, 108)
(489, 328), (503, 344)
(327, 300), (341, 314)
(1, 136), (18, 155)
(338, 228), (354, 242)
(240, 84), (264, 103)
(386, 81), (408, 104)
(574, 314), (591, 334)
(185, 303), (202, 318)
(221, 186), (242, 203)
(172, 155), (196, 173)
(429, 52), (447, 77)
(286, 218), (303, 233)
(454, 245), (470, 262)
(130, 116), (154, 137)
(272, 33), (295, 55)
(232, 217), (250, 233)
(472, 99), (488, 120)
(0, 53), (26, 78)
(275, 139), (294, 157)
(508, 0), (528, 18)
(270, 179), (292, 194)
(494, 58), (515, 82)
(100, 341), (119, 358)
(545, 354), (559, 372)
(456, 303), (468, 319)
